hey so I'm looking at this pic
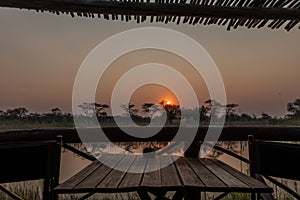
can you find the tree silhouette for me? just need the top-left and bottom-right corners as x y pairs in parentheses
(78, 102), (95, 117)
(224, 103), (239, 121)
(204, 99), (223, 120)
(45, 108), (63, 122)
(142, 103), (154, 113)
(51, 108), (62, 116)
(199, 105), (209, 122)
(142, 103), (163, 119)
(95, 103), (109, 118)
(5, 107), (28, 119)
(240, 113), (252, 121)
(261, 113), (272, 124)
(121, 103), (139, 118)
(159, 100), (181, 122)
(29, 113), (42, 123)
(78, 102), (109, 118)
(287, 99), (300, 119)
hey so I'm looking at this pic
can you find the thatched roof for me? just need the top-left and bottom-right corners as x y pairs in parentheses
(1, 0), (300, 31)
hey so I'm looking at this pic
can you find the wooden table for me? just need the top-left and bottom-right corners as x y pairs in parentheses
(54, 154), (272, 200)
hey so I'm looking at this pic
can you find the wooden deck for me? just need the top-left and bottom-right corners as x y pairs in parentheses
(3, 127), (298, 199)
(54, 154), (272, 199)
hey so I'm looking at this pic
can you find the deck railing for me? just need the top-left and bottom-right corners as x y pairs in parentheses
(1, 126), (300, 199)
(1, 126), (300, 143)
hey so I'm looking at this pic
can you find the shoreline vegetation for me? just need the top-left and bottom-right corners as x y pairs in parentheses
(1, 119), (300, 131)
(1, 99), (300, 130)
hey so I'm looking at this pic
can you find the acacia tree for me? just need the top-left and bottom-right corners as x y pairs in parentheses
(142, 103), (163, 119)
(224, 103), (239, 121)
(121, 103), (139, 118)
(78, 102), (109, 118)
(45, 108), (63, 122)
(28, 113), (42, 123)
(199, 105), (208, 122)
(287, 99), (300, 119)
(159, 100), (181, 122)
(78, 103), (94, 116)
(203, 99), (223, 120)
(51, 108), (62, 116)
(95, 103), (109, 118)
(240, 113), (252, 122)
(5, 107), (28, 119)
(261, 113), (272, 124)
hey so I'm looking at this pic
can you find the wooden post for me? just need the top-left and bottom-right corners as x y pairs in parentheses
(248, 135), (256, 200)
(248, 135), (254, 178)
(184, 140), (201, 157)
(43, 177), (50, 200)
(184, 140), (201, 200)
(52, 135), (62, 200)
(46, 135), (62, 200)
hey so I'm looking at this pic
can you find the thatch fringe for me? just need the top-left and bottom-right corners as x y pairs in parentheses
(0, 0), (299, 31)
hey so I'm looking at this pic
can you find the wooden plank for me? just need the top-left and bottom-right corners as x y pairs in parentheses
(96, 155), (136, 189)
(75, 154), (124, 191)
(62, 143), (96, 161)
(210, 158), (273, 192)
(186, 158), (226, 189)
(0, 185), (23, 200)
(54, 160), (101, 191)
(141, 156), (161, 187)
(203, 142), (249, 163)
(160, 156), (182, 187)
(199, 158), (249, 190)
(174, 157), (205, 187)
(118, 155), (147, 188)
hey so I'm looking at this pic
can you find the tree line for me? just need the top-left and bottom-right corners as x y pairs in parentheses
(0, 107), (73, 124)
(0, 98), (299, 126)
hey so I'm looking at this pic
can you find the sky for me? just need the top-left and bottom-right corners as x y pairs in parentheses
(0, 7), (299, 117)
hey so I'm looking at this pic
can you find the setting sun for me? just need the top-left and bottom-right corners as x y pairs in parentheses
(166, 101), (171, 105)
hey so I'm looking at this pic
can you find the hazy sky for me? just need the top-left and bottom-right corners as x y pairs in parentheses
(0, 8), (299, 117)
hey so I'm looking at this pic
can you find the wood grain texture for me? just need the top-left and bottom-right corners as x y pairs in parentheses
(55, 155), (272, 195)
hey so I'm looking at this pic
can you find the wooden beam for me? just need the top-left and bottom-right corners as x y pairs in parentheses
(1, 126), (300, 143)
(62, 143), (96, 161)
(0, 185), (23, 200)
(0, 0), (300, 20)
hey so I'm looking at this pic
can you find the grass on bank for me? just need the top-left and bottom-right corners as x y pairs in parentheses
(1, 118), (300, 131)
(0, 181), (297, 200)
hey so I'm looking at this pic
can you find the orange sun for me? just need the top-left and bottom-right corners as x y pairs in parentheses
(166, 101), (172, 105)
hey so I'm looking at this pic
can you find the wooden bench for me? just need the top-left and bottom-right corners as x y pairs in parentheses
(0, 136), (62, 200)
(54, 154), (272, 200)
(248, 135), (300, 200)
